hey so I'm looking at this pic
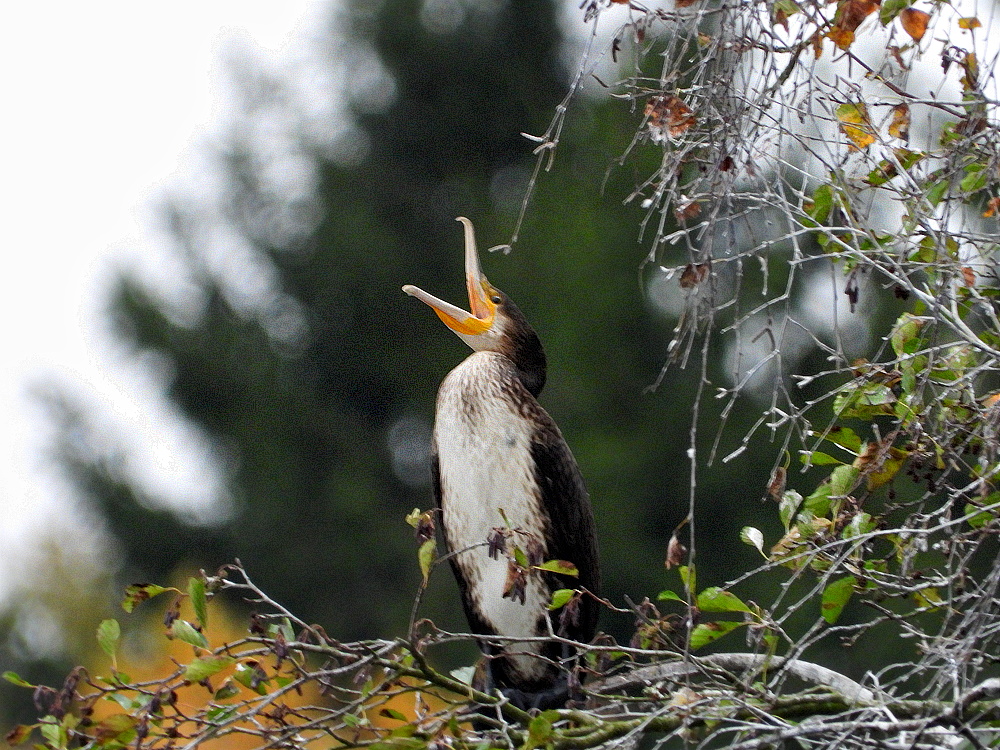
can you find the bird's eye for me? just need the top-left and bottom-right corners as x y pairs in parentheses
(491, 295), (502, 304)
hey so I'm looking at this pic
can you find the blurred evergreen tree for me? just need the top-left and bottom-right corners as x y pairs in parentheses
(43, 0), (774, 654)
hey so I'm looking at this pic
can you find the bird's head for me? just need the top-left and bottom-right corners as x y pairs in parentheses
(403, 217), (546, 395)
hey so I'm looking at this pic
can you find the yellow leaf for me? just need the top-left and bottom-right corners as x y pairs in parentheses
(836, 101), (876, 150)
(961, 52), (979, 91)
(827, 27), (855, 49)
(899, 8), (930, 41)
(957, 16), (981, 29)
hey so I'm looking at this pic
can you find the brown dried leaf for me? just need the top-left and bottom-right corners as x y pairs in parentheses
(962, 267), (976, 287)
(674, 199), (702, 223)
(956, 115), (987, 136)
(845, 272), (860, 311)
(838, 0), (878, 31)
(888, 103), (911, 140)
(487, 528), (507, 559)
(899, 8), (930, 41)
(5, 725), (33, 746)
(665, 531), (687, 569)
(854, 440), (908, 490)
(768, 466), (787, 502)
(646, 96), (697, 140)
(502, 562), (528, 604)
(812, 30), (824, 58)
(525, 534), (546, 567)
(679, 262), (710, 289)
(984, 197), (1000, 218)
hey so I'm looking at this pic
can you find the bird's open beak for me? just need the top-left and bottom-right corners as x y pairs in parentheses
(403, 217), (497, 336)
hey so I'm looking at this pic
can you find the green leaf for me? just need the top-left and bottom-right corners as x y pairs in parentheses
(233, 661), (270, 695)
(97, 619), (120, 662)
(842, 512), (876, 540)
(95, 714), (137, 741)
(908, 236), (936, 264)
(834, 382), (896, 420)
(274, 617), (296, 643)
(697, 587), (751, 613)
(690, 621), (745, 649)
(106, 691), (145, 711)
(657, 589), (684, 603)
(183, 655), (235, 682)
(800, 450), (844, 466)
(829, 464), (861, 497)
(891, 313), (927, 356)
(880, 0), (908, 23)
(417, 539), (436, 586)
(379, 708), (408, 722)
(188, 577), (208, 630)
(678, 564), (695, 593)
(925, 178), (949, 206)
(39, 718), (67, 750)
(821, 575), (857, 624)
(804, 482), (834, 517)
(170, 619), (208, 649)
(524, 713), (555, 750)
(740, 526), (766, 557)
(779, 490), (803, 530)
(965, 503), (996, 529)
(370, 739), (425, 750)
(535, 559), (579, 576)
(513, 545), (529, 568)
(895, 148), (925, 170)
(864, 160), (897, 187)
(3, 671), (34, 688)
(404, 508), (423, 528)
(930, 345), (976, 384)
(961, 164), (987, 193)
(449, 666), (476, 685)
(818, 426), (863, 453)
(121, 583), (171, 613)
(547, 588), (576, 610)
(214, 679), (240, 701)
(807, 184), (833, 224)
(773, 0), (800, 16)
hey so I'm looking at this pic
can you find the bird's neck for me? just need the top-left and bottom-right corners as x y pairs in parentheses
(504, 332), (546, 398)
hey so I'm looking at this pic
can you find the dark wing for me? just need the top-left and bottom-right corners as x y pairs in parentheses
(529, 417), (601, 644)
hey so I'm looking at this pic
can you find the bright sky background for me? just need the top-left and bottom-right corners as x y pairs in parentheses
(1, 1), (326, 600)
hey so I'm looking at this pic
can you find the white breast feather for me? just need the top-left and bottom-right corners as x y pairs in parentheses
(435, 352), (551, 680)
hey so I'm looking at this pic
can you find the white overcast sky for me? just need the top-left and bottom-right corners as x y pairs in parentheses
(0, 1), (326, 598)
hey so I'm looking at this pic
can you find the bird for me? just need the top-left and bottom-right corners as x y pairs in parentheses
(403, 217), (600, 711)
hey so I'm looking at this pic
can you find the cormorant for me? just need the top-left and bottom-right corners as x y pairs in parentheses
(403, 217), (600, 710)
